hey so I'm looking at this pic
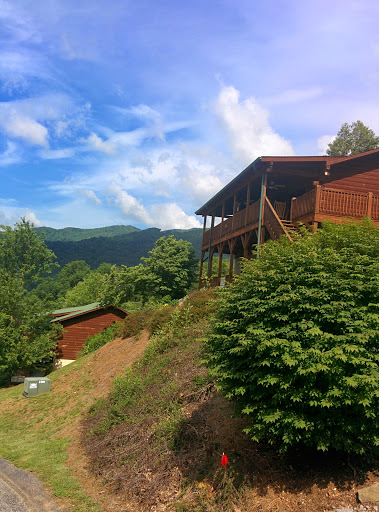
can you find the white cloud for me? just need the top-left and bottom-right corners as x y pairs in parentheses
(0, 94), (88, 149)
(150, 203), (201, 230)
(0, 206), (42, 227)
(0, 141), (21, 166)
(262, 87), (324, 106)
(214, 85), (294, 165)
(108, 183), (151, 226)
(107, 183), (201, 230)
(40, 147), (75, 159)
(83, 132), (116, 154)
(317, 134), (336, 155)
(82, 189), (101, 206)
(4, 113), (48, 146)
(24, 210), (42, 226)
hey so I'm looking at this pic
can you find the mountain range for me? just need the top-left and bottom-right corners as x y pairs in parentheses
(35, 225), (203, 269)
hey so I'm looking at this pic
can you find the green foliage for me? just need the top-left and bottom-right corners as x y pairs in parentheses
(201, 255), (229, 278)
(147, 305), (177, 334)
(34, 224), (140, 242)
(57, 260), (91, 294)
(100, 236), (199, 306)
(0, 218), (58, 320)
(326, 120), (379, 156)
(141, 235), (198, 300)
(205, 220), (379, 454)
(43, 227), (202, 269)
(81, 323), (120, 355)
(62, 270), (107, 307)
(0, 313), (61, 380)
(0, 219), (59, 380)
(120, 310), (151, 338)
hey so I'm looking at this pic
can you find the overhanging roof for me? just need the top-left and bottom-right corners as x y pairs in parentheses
(195, 149), (379, 216)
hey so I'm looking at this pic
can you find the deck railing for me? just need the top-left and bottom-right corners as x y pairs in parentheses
(291, 186), (379, 222)
(291, 189), (316, 221)
(265, 198), (293, 242)
(319, 188), (373, 218)
(202, 199), (260, 247)
(203, 186), (379, 249)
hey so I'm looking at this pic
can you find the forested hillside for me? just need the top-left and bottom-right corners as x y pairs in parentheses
(36, 226), (202, 268)
(34, 224), (140, 242)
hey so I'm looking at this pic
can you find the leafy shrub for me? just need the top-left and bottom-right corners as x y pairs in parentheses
(82, 323), (120, 355)
(147, 305), (176, 334)
(183, 288), (217, 322)
(205, 221), (379, 454)
(120, 310), (151, 338)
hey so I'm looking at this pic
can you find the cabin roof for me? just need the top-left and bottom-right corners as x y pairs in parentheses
(51, 302), (128, 323)
(195, 149), (379, 216)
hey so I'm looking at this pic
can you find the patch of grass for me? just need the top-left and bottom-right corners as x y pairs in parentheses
(0, 354), (105, 512)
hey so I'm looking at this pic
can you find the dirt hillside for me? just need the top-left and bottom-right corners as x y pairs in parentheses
(61, 332), (151, 509)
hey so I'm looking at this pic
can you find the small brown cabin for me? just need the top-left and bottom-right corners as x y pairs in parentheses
(52, 302), (128, 363)
(196, 148), (379, 287)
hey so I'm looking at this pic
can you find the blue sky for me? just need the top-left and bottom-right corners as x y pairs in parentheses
(1, 0), (379, 229)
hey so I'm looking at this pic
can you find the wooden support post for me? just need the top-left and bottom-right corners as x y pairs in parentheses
(228, 238), (237, 278)
(217, 242), (224, 278)
(245, 182), (250, 226)
(257, 170), (267, 254)
(232, 194), (237, 230)
(198, 251), (205, 289)
(240, 232), (252, 259)
(315, 185), (321, 214)
(367, 192), (373, 218)
(207, 215), (215, 278)
(221, 200), (225, 236)
(290, 197), (296, 222)
(208, 246), (215, 279)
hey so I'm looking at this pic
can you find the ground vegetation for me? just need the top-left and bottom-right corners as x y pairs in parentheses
(205, 220), (379, 454)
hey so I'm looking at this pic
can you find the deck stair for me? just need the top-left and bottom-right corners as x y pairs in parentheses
(281, 220), (298, 237)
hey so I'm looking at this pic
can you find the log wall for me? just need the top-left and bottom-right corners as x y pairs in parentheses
(56, 308), (126, 360)
(326, 167), (379, 195)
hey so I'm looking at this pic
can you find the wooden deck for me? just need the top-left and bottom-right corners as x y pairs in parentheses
(201, 185), (379, 251)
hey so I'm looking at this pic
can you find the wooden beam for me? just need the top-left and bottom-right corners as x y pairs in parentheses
(227, 237), (237, 277)
(367, 192), (373, 218)
(240, 232), (253, 259)
(245, 182), (250, 227)
(217, 242), (225, 278)
(231, 194), (237, 230)
(257, 170), (268, 252)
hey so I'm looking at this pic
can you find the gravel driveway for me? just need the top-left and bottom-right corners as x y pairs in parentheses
(0, 457), (62, 512)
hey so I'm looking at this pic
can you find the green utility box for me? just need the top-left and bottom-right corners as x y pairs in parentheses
(23, 377), (51, 398)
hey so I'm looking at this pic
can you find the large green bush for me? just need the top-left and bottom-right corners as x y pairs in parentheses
(205, 220), (379, 454)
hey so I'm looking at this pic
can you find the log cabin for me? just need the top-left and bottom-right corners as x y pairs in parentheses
(196, 148), (379, 287)
(52, 302), (128, 365)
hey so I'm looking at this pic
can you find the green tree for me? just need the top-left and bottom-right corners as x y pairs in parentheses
(63, 270), (108, 307)
(100, 236), (198, 307)
(326, 120), (379, 156)
(205, 221), (379, 454)
(56, 260), (91, 295)
(141, 235), (198, 300)
(0, 219), (59, 381)
(100, 264), (144, 306)
(0, 218), (58, 320)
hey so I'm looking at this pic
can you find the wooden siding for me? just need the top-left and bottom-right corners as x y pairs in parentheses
(326, 167), (379, 195)
(56, 308), (126, 360)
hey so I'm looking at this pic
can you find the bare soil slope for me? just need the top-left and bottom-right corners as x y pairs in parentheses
(62, 332), (151, 508)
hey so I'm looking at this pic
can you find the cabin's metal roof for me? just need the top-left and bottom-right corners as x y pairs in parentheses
(51, 302), (128, 323)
